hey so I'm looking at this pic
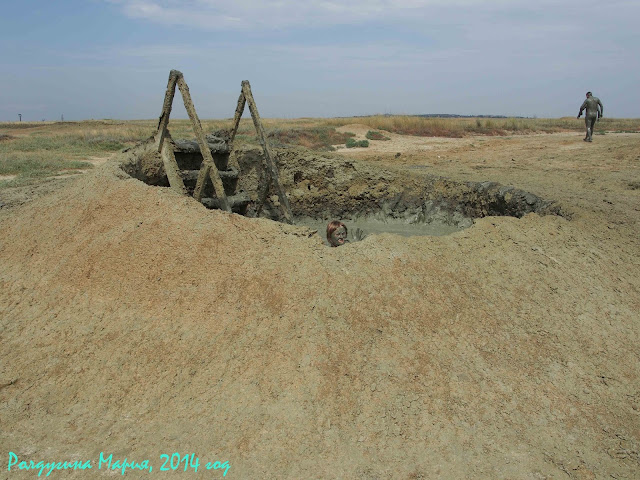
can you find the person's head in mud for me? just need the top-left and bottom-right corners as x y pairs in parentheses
(327, 220), (348, 247)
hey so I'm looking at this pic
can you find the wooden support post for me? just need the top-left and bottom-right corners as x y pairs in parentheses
(255, 167), (272, 216)
(226, 91), (246, 173)
(160, 138), (187, 195)
(153, 70), (186, 194)
(155, 70), (180, 151)
(176, 76), (230, 212)
(241, 80), (293, 224)
(229, 91), (246, 145)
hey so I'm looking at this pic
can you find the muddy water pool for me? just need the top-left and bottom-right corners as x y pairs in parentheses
(295, 216), (469, 245)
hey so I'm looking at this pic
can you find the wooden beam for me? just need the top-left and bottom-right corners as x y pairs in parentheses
(176, 76), (230, 212)
(226, 91), (246, 174)
(155, 70), (180, 151)
(229, 91), (246, 145)
(160, 137), (187, 194)
(201, 193), (250, 210)
(179, 168), (238, 183)
(255, 166), (271, 217)
(241, 80), (293, 224)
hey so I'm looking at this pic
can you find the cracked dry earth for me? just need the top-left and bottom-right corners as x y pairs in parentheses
(1, 127), (639, 478)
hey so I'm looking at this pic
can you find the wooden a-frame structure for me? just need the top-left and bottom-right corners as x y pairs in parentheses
(228, 80), (293, 224)
(155, 70), (293, 223)
(155, 69), (229, 211)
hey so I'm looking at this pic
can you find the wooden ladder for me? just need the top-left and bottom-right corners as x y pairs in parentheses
(154, 70), (293, 223)
(171, 136), (250, 213)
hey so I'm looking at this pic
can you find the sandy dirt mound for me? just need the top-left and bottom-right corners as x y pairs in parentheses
(1, 133), (639, 478)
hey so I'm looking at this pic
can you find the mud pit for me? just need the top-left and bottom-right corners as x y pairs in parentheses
(122, 140), (562, 243)
(1, 130), (639, 479)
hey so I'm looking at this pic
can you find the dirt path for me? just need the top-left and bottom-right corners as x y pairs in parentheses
(334, 123), (475, 155)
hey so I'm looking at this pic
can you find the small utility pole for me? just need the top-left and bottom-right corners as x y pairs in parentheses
(61, 114), (64, 122)
(18, 114), (22, 122)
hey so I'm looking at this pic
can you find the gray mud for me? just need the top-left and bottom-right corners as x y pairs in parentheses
(296, 215), (467, 245)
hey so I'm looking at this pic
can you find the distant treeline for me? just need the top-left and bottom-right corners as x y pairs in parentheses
(415, 114), (519, 119)
(349, 113), (526, 119)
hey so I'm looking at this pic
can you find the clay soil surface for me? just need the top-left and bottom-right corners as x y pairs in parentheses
(1, 127), (639, 478)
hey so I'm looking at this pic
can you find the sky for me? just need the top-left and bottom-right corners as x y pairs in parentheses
(1, 0), (638, 121)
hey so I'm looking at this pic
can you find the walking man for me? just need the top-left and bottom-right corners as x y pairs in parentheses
(577, 91), (603, 142)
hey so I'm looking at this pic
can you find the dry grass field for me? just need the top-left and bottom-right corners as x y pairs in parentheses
(1, 117), (639, 478)
(2, 115), (638, 190)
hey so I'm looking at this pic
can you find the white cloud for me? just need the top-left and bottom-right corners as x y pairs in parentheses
(105, 0), (540, 30)
(5, 0), (637, 119)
